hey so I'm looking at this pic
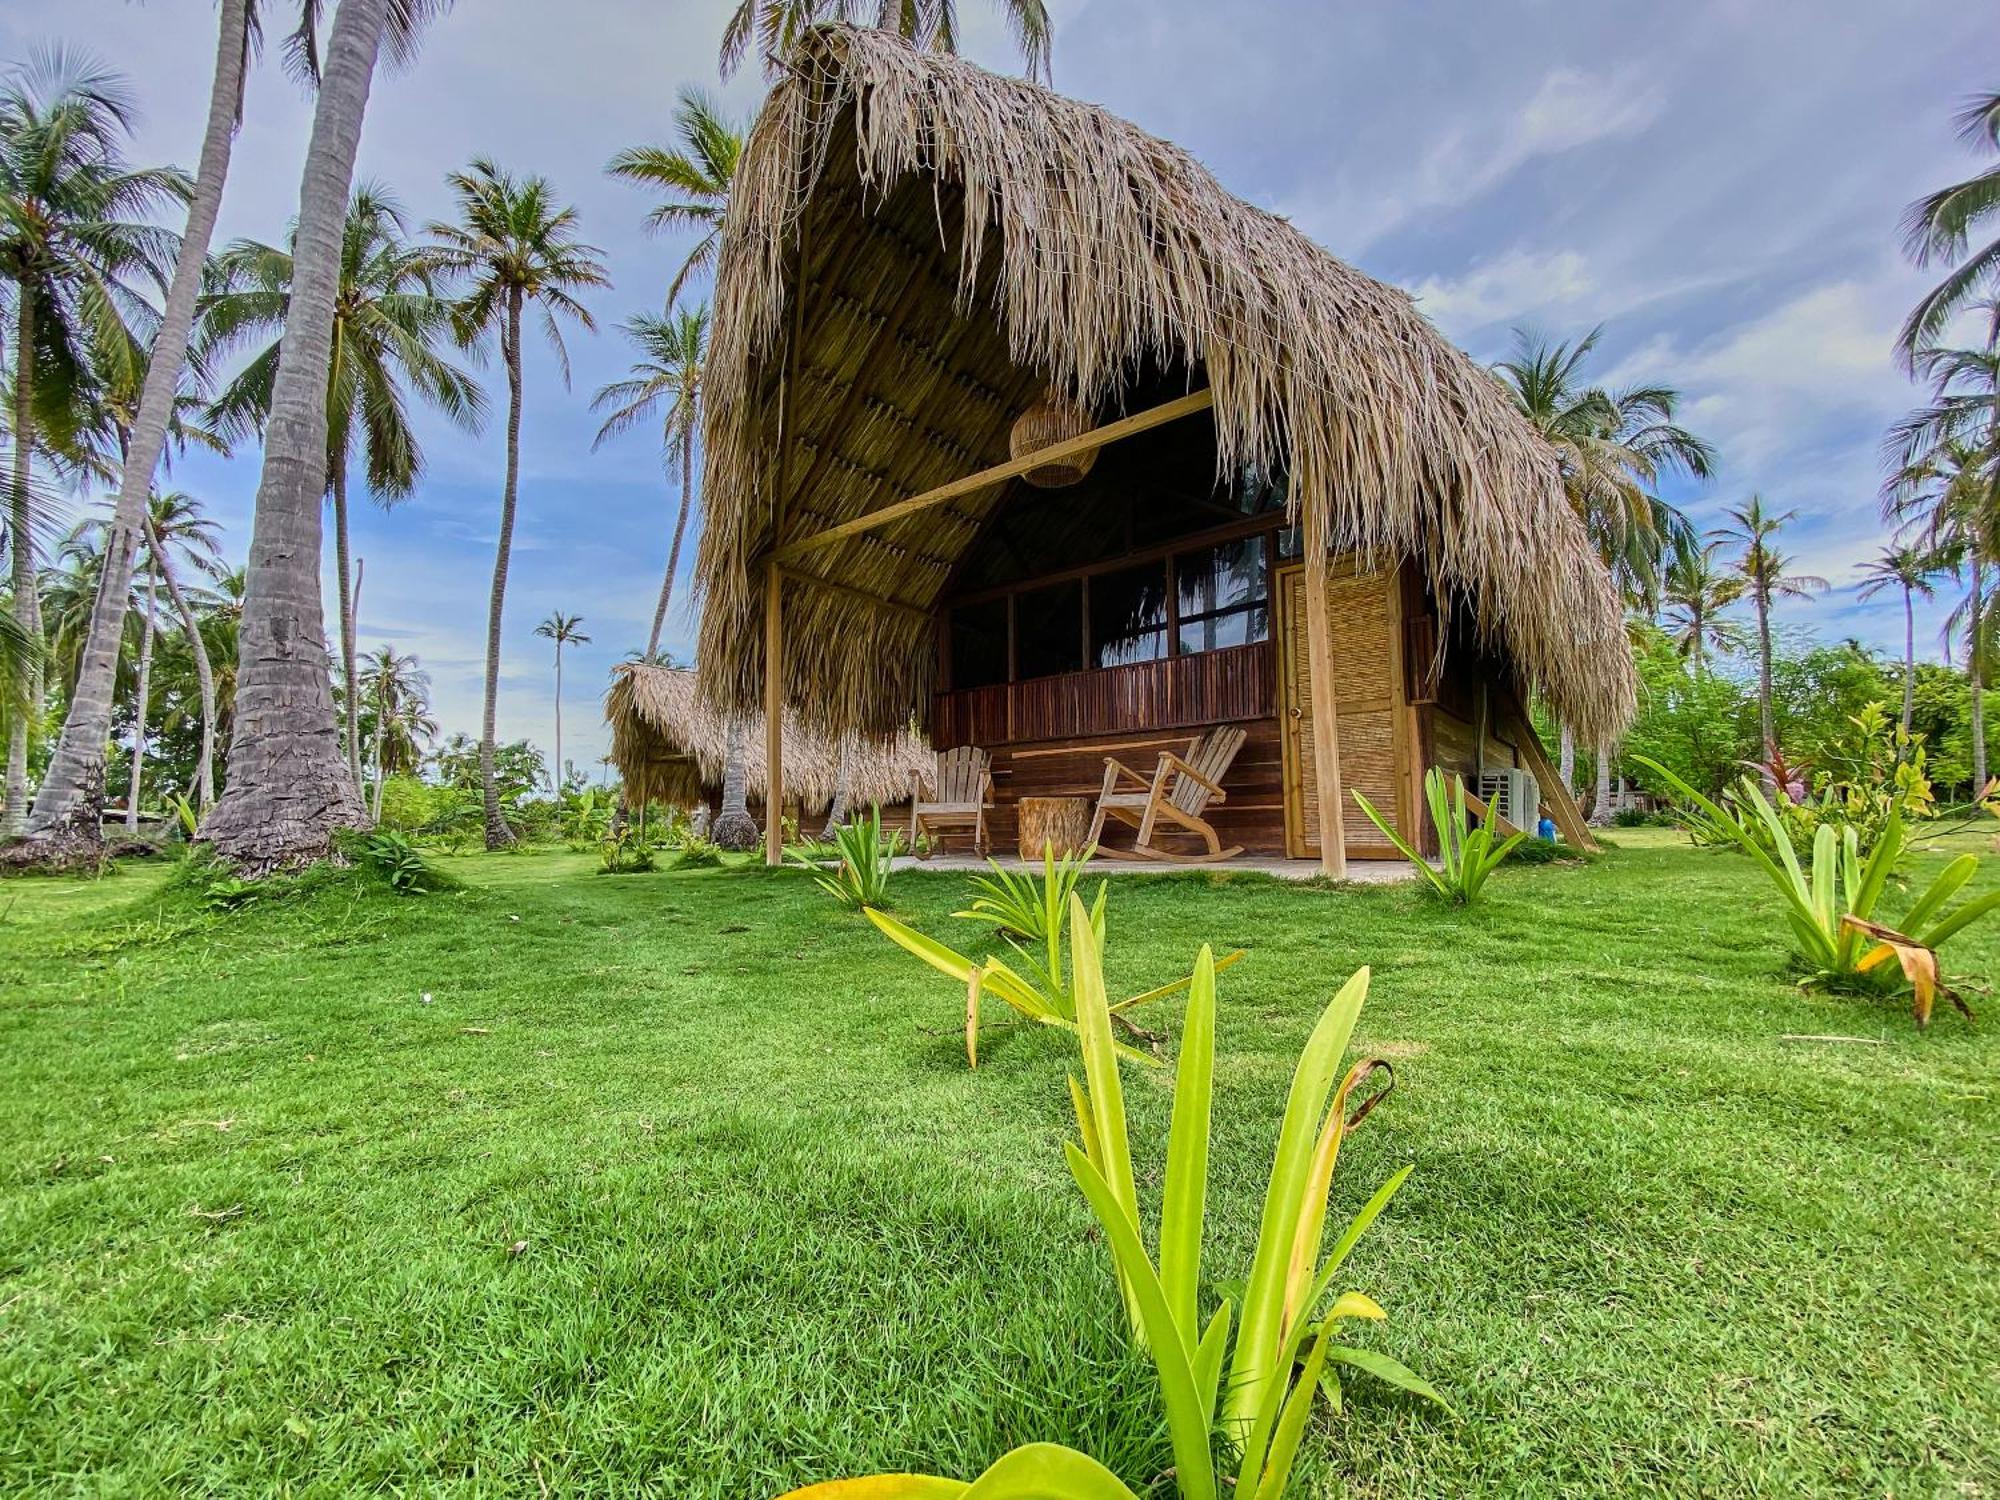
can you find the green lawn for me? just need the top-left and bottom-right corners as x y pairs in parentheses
(2, 834), (1995, 1496)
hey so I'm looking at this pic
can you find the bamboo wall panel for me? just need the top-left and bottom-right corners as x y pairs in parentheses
(1278, 563), (1408, 858)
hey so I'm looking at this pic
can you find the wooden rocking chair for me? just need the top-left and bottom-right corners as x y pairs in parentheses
(910, 745), (994, 856)
(1088, 725), (1248, 864)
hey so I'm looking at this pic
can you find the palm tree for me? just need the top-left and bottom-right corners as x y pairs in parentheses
(30, 0), (452, 852)
(426, 159), (607, 849)
(718, 0), (1052, 83)
(533, 610), (589, 792)
(123, 491), (223, 826)
(1900, 92), (2000, 362)
(1496, 325), (1713, 811)
(0, 50), (187, 836)
(1856, 543), (1946, 743)
(1718, 498), (1828, 772)
(202, 184), (484, 787)
(592, 305), (708, 659)
(357, 642), (434, 822)
(606, 93), (743, 310)
(1888, 437), (1995, 791)
(713, 715), (757, 849)
(201, 0), (452, 873)
(1660, 538), (1744, 678)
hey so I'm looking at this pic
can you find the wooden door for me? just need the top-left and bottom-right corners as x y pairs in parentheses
(1277, 559), (1409, 858)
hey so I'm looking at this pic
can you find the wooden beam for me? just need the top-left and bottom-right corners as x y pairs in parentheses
(777, 565), (932, 625)
(1501, 693), (1598, 851)
(1303, 552), (1348, 879)
(773, 388), (1216, 564)
(764, 564), (785, 867)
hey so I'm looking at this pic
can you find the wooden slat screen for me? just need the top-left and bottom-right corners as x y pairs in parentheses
(931, 641), (1273, 748)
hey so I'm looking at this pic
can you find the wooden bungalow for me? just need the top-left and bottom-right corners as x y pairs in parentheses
(605, 663), (931, 829)
(693, 27), (1636, 874)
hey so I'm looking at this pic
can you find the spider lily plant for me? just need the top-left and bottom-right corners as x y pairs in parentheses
(865, 887), (1241, 1067)
(955, 844), (1102, 946)
(791, 803), (901, 909)
(780, 900), (1441, 1497)
(1352, 769), (1523, 904)
(1064, 897), (1442, 1495)
(1636, 756), (1998, 1024)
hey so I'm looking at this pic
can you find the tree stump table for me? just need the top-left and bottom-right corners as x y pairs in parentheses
(1017, 796), (1091, 862)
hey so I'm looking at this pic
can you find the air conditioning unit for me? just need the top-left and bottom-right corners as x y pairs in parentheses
(1475, 768), (1541, 830)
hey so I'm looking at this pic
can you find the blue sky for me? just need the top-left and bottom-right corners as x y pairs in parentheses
(4, 1), (1993, 776)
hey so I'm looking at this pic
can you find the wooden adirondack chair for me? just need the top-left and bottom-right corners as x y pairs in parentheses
(910, 746), (995, 855)
(1088, 725), (1248, 863)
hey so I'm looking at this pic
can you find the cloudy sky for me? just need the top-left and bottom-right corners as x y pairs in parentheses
(3, 0), (1992, 776)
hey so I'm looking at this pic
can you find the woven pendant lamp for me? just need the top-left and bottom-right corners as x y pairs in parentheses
(1009, 386), (1098, 488)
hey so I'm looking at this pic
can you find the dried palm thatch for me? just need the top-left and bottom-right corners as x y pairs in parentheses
(695, 25), (1636, 742)
(606, 662), (931, 811)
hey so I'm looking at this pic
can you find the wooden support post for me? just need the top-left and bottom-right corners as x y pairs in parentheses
(1502, 694), (1598, 852)
(1303, 553), (1348, 879)
(764, 564), (784, 866)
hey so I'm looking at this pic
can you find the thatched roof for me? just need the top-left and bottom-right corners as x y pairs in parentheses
(606, 663), (932, 811)
(694, 25), (1637, 742)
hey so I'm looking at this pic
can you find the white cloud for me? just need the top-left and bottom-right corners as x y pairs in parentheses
(1409, 248), (1598, 335)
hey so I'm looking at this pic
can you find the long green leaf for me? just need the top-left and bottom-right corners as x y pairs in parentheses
(1325, 1344), (1454, 1412)
(867, 907), (978, 982)
(1069, 895), (1141, 1317)
(1900, 852), (1976, 934)
(1352, 787), (1450, 899)
(1065, 1146), (1218, 1500)
(1224, 967), (1372, 1437)
(1248, 1317), (1337, 1500)
(1160, 945), (1216, 1342)
(1915, 887), (2000, 948)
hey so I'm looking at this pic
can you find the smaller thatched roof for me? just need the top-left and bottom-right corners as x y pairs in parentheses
(606, 663), (933, 812)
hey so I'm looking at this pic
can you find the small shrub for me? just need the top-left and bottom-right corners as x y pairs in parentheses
(1638, 754), (1997, 1025)
(359, 831), (438, 894)
(779, 902), (1440, 1496)
(201, 875), (262, 911)
(1504, 836), (1586, 865)
(790, 803), (898, 909)
(597, 826), (656, 874)
(1353, 769), (1523, 904)
(954, 843), (1101, 945)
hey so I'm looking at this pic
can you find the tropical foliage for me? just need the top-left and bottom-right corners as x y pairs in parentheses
(1635, 756), (1998, 1024)
(781, 905), (1437, 1496)
(790, 801), (899, 908)
(1353, 769), (1524, 905)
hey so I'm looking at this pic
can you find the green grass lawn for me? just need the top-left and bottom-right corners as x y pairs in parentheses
(2, 833), (1995, 1496)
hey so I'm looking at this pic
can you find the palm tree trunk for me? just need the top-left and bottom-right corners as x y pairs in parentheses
(713, 716), (756, 849)
(1558, 723), (1575, 794)
(822, 736), (852, 836)
(645, 434), (696, 661)
(1755, 583), (1777, 775)
(332, 461), (362, 788)
(146, 513), (217, 809)
(124, 565), (158, 831)
(551, 639), (564, 793)
(371, 682), (387, 824)
(26, 0), (252, 851)
(1971, 555), (1987, 795)
(5, 290), (42, 838)
(198, 0), (381, 873)
(1901, 584), (1917, 746)
(481, 287), (525, 849)
(1591, 741), (1612, 826)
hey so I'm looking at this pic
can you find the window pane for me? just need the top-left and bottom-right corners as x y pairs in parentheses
(1177, 603), (1270, 655)
(1016, 581), (1084, 679)
(1176, 536), (1268, 617)
(949, 598), (1009, 690)
(1090, 562), (1169, 668)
